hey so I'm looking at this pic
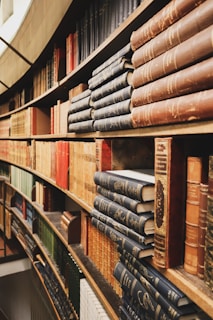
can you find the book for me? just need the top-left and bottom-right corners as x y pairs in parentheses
(94, 169), (155, 202)
(204, 155), (213, 289)
(132, 25), (213, 88)
(90, 208), (154, 245)
(131, 0), (213, 68)
(68, 83), (88, 101)
(91, 71), (133, 103)
(154, 137), (186, 268)
(94, 113), (133, 132)
(70, 88), (91, 103)
(93, 85), (132, 110)
(131, 56), (213, 107)
(88, 57), (133, 90)
(118, 247), (191, 307)
(68, 95), (92, 114)
(197, 183), (208, 279)
(91, 217), (154, 259)
(68, 119), (94, 133)
(96, 185), (154, 214)
(93, 99), (132, 120)
(131, 89), (213, 129)
(113, 262), (198, 320)
(92, 42), (132, 76)
(30, 106), (50, 135)
(117, 258), (195, 320)
(184, 156), (208, 275)
(67, 107), (93, 123)
(130, 0), (204, 51)
(93, 195), (154, 235)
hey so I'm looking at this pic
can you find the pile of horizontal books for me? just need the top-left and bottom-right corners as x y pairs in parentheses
(91, 169), (155, 260)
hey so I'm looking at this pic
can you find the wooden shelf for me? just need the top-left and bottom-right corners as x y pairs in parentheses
(151, 262), (213, 318)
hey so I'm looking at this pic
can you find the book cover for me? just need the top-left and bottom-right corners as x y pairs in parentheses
(93, 195), (154, 235)
(130, 0), (204, 51)
(184, 156), (208, 275)
(91, 217), (154, 259)
(131, 56), (213, 107)
(154, 137), (186, 268)
(131, 0), (213, 68)
(131, 89), (213, 129)
(96, 185), (154, 214)
(132, 25), (213, 89)
(118, 247), (191, 307)
(94, 170), (155, 202)
(91, 208), (154, 245)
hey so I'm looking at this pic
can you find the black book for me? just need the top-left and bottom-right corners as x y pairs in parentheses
(88, 58), (133, 90)
(92, 42), (132, 76)
(93, 98), (132, 120)
(90, 208), (154, 245)
(68, 119), (94, 133)
(93, 85), (132, 109)
(91, 217), (154, 259)
(91, 70), (133, 102)
(114, 262), (198, 320)
(93, 194), (154, 235)
(94, 169), (155, 202)
(118, 246), (191, 307)
(96, 185), (154, 214)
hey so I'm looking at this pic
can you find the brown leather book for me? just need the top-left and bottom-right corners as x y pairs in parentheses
(131, 89), (213, 129)
(131, 57), (213, 107)
(132, 0), (213, 68)
(154, 137), (186, 268)
(130, 0), (204, 51)
(132, 25), (213, 89)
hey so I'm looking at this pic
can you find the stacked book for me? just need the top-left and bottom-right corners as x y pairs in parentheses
(91, 169), (155, 260)
(129, 0), (213, 129)
(114, 255), (210, 320)
(89, 43), (134, 132)
(67, 88), (94, 133)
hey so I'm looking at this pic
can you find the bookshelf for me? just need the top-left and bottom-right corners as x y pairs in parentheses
(0, 0), (213, 319)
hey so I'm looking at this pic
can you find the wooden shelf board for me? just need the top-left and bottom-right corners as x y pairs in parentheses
(159, 265), (213, 318)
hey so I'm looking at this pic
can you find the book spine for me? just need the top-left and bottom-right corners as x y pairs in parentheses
(204, 155), (213, 289)
(94, 171), (148, 202)
(94, 114), (133, 132)
(92, 42), (132, 76)
(68, 108), (93, 124)
(68, 119), (94, 133)
(93, 86), (132, 110)
(131, 57), (213, 107)
(131, 89), (213, 128)
(119, 248), (188, 307)
(132, 25), (213, 88)
(68, 95), (92, 114)
(90, 208), (150, 245)
(91, 71), (133, 102)
(154, 137), (186, 268)
(130, 0), (205, 51)
(184, 157), (203, 275)
(113, 262), (170, 320)
(91, 217), (142, 259)
(95, 139), (112, 171)
(93, 99), (131, 120)
(93, 195), (153, 235)
(89, 58), (133, 90)
(197, 183), (208, 279)
(96, 185), (140, 213)
(131, 0), (213, 68)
